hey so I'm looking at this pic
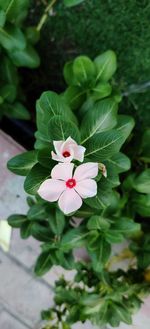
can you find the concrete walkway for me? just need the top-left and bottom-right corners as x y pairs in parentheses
(0, 130), (150, 329)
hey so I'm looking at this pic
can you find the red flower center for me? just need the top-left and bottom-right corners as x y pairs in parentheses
(66, 178), (76, 189)
(63, 151), (70, 158)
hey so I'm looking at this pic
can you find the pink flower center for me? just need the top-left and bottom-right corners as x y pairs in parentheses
(63, 150), (70, 158)
(66, 178), (76, 189)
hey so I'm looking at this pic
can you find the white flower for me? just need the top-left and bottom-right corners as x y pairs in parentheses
(38, 162), (98, 215)
(51, 136), (86, 163)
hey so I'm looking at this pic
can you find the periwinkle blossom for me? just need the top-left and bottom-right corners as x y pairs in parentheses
(38, 162), (98, 215)
(51, 136), (86, 163)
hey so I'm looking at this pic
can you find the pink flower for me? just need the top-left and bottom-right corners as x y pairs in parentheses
(38, 162), (98, 214)
(51, 136), (86, 163)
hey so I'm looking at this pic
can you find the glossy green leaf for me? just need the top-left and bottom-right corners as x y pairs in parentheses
(73, 55), (96, 85)
(84, 129), (124, 161)
(7, 150), (38, 176)
(27, 204), (48, 221)
(60, 228), (86, 252)
(24, 163), (50, 195)
(48, 115), (80, 143)
(63, 61), (74, 85)
(48, 209), (65, 236)
(0, 84), (16, 102)
(94, 50), (117, 82)
(0, 24), (26, 50)
(92, 82), (112, 101)
(132, 193), (150, 217)
(63, 86), (85, 110)
(85, 185), (114, 210)
(87, 216), (110, 231)
(7, 214), (27, 228)
(1, 0), (29, 24)
(20, 221), (33, 239)
(116, 115), (135, 144)
(10, 45), (40, 68)
(34, 250), (53, 276)
(81, 98), (118, 143)
(104, 152), (131, 173)
(133, 169), (150, 194)
(31, 223), (52, 242)
(89, 237), (111, 272)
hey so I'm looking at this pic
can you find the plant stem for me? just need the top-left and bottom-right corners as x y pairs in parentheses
(37, 0), (57, 32)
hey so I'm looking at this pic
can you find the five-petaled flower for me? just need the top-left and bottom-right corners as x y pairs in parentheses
(38, 162), (98, 214)
(51, 136), (86, 163)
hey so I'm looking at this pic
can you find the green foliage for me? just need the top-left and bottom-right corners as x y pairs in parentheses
(7, 51), (150, 329)
(0, 0), (40, 119)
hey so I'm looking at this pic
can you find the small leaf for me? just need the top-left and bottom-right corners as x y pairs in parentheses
(60, 228), (86, 252)
(27, 204), (48, 221)
(7, 214), (27, 228)
(73, 55), (96, 85)
(10, 45), (40, 68)
(34, 250), (53, 276)
(133, 169), (150, 194)
(63, 86), (85, 110)
(4, 102), (30, 120)
(24, 163), (50, 195)
(48, 209), (65, 236)
(116, 115), (135, 144)
(94, 50), (117, 81)
(20, 221), (33, 239)
(92, 82), (112, 101)
(31, 223), (52, 242)
(87, 216), (110, 231)
(7, 150), (38, 176)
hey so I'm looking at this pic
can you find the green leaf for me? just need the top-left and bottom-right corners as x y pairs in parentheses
(48, 115), (80, 143)
(31, 223), (52, 242)
(4, 102), (30, 120)
(84, 129), (124, 161)
(116, 115), (135, 144)
(10, 45), (40, 68)
(27, 204), (48, 221)
(105, 231), (124, 243)
(85, 185), (114, 210)
(94, 50), (117, 82)
(24, 163), (50, 195)
(0, 24), (26, 50)
(111, 304), (132, 325)
(64, 0), (85, 7)
(1, 0), (29, 25)
(0, 84), (16, 102)
(7, 214), (27, 228)
(89, 237), (111, 272)
(133, 169), (150, 194)
(36, 91), (77, 147)
(37, 147), (53, 169)
(81, 98), (118, 143)
(104, 152), (131, 173)
(132, 193), (150, 217)
(87, 216), (110, 231)
(63, 61), (74, 85)
(34, 250), (53, 276)
(0, 56), (19, 85)
(63, 86), (85, 110)
(112, 217), (141, 237)
(60, 228), (86, 252)
(7, 150), (38, 176)
(0, 10), (6, 27)
(48, 209), (65, 236)
(73, 55), (96, 85)
(92, 82), (112, 101)
(20, 221), (33, 239)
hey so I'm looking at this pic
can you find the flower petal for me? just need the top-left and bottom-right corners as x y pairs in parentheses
(75, 179), (97, 198)
(51, 163), (74, 180)
(53, 141), (64, 154)
(38, 179), (66, 202)
(74, 162), (98, 181)
(58, 189), (82, 214)
(51, 151), (73, 163)
(73, 145), (86, 162)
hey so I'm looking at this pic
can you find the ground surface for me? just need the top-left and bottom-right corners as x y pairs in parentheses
(0, 130), (150, 329)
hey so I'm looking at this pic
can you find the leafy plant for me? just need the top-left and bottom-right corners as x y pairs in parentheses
(7, 51), (150, 328)
(0, 0), (40, 119)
